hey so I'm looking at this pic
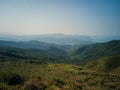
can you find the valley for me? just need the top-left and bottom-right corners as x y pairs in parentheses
(0, 0), (120, 90)
(0, 40), (120, 90)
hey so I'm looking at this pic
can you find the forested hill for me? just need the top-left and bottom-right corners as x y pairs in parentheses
(0, 40), (120, 64)
(0, 46), (67, 62)
(70, 40), (120, 61)
(0, 40), (72, 51)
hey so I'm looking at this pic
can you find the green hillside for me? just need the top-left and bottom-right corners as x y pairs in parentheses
(0, 40), (120, 65)
(0, 46), (67, 63)
(70, 40), (120, 62)
(0, 40), (120, 90)
(86, 56), (120, 73)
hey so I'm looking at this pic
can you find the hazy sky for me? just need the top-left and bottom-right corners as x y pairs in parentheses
(0, 0), (120, 36)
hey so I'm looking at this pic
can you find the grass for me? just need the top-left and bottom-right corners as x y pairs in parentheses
(0, 61), (120, 90)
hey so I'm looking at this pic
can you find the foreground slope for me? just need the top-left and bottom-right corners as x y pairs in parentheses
(0, 62), (120, 90)
(86, 56), (120, 74)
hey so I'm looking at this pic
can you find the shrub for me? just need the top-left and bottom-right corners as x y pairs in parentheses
(54, 78), (66, 87)
(0, 72), (25, 85)
(23, 82), (41, 90)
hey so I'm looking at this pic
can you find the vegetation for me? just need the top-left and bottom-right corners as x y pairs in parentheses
(0, 61), (120, 90)
(86, 56), (120, 74)
(0, 40), (120, 90)
(0, 72), (24, 85)
(70, 40), (120, 62)
(0, 47), (67, 63)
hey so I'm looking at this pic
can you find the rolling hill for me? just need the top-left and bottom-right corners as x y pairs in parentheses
(0, 40), (120, 90)
(70, 40), (120, 62)
(0, 46), (67, 63)
(0, 40), (120, 64)
(0, 40), (72, 51)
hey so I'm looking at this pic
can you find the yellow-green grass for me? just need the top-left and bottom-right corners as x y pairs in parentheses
(0, 61), (120, 90)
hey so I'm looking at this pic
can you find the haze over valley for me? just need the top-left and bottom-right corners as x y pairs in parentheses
(0, 0), (120, 90)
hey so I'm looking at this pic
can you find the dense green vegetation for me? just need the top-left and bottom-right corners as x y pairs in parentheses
(0, 40), (120, 90)
(70, 40), (120, 62)
(0, 40), (120, 64)
(0, 46), (67, 63)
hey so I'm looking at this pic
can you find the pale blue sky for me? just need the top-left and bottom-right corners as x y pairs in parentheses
(0, 0), (120, 36)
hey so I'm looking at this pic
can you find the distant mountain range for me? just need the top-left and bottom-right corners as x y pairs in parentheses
(0, 40), (72, 51)
(0, 34), (120, 45)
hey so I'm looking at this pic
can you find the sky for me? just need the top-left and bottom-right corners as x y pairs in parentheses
(0, 0), (120, 36)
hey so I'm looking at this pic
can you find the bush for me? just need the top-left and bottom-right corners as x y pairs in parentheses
(23, 82), (41, 90)
(0, 72), (25, 85)
(54, 78), (66, 87)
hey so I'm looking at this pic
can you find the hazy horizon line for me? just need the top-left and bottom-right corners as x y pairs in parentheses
(0, 32), (120, 37)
